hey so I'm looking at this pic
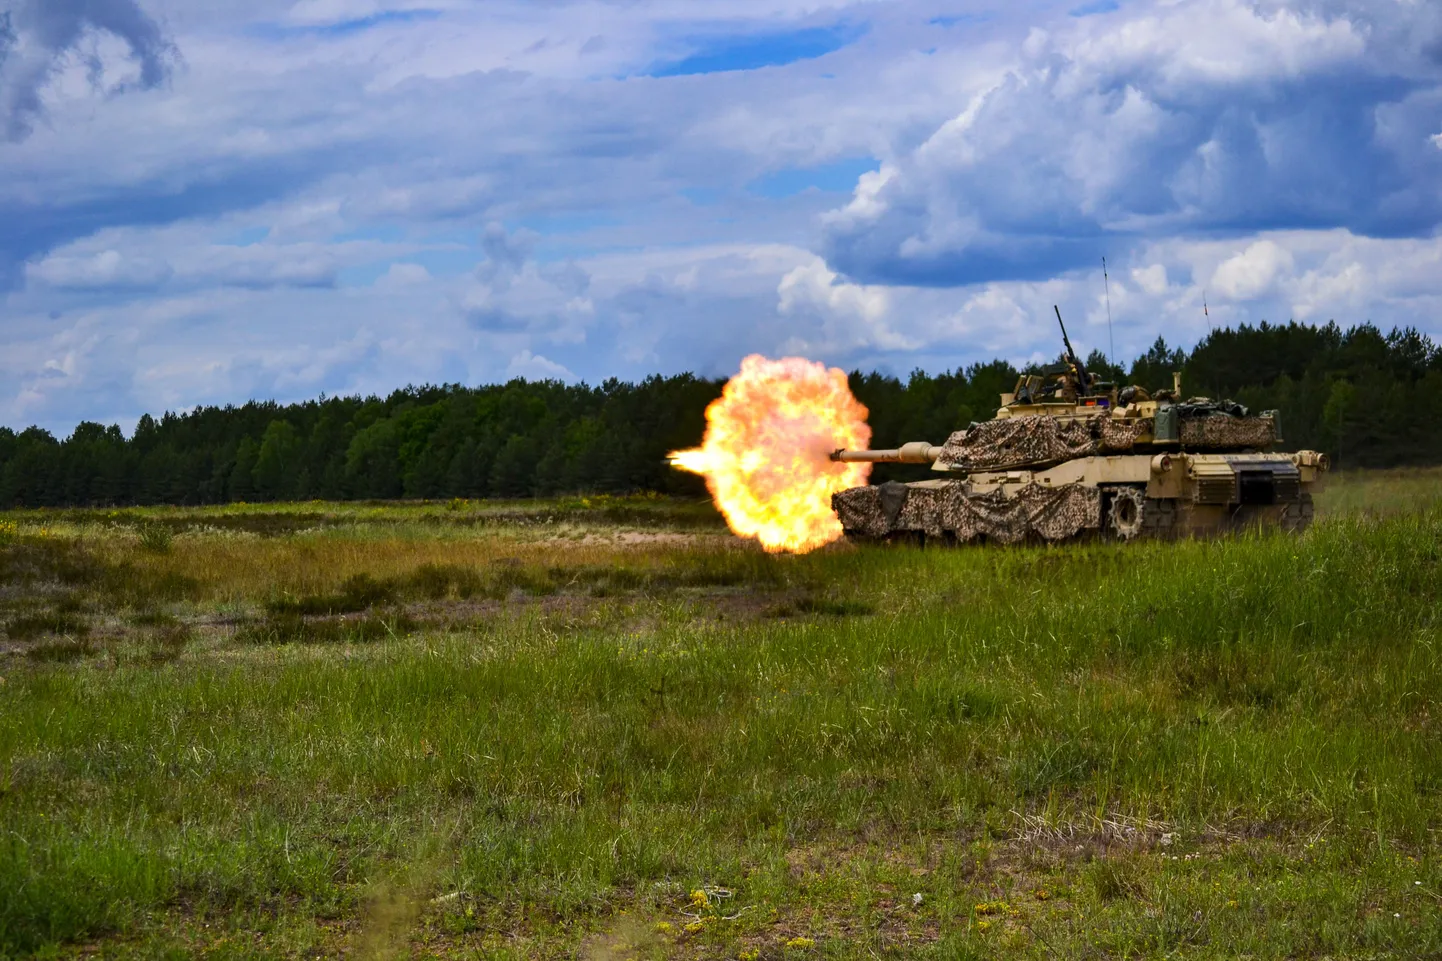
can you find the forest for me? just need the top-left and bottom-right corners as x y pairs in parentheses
(1, 320), (1439, 507)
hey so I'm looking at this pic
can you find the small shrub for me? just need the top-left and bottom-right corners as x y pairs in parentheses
(5, 611), (90, 641)
(52, 593), (88, 615)
(238, 611), (421, 645)
(669, 552), (785, 588)
(268, 573), (398, 616)
(766, 595), (875, 619)
(129, 610), (179, 628)
(1088, 861), (1142, 902)
(146, 631), (187, 664)
(406, 563), (483, 600)
(26, 639), (96, 663)
(493, 563), (557, 597)
(335, 573), (395, 608)
(0, 541), (105, 587)
(136, 523), (173, 554)
(102, 565), (202, 605)
(575, 567), (651, 595)
(145, 623), (193, 661)
(794, 596), (875, 617)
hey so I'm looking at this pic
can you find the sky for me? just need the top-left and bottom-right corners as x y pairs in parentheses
(1, 0), (1440, 434)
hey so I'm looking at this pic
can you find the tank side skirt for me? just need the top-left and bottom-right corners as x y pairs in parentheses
(834, 451), (1324, 544)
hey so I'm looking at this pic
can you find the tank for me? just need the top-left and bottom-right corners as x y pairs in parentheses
(829, 308), (1329, 544)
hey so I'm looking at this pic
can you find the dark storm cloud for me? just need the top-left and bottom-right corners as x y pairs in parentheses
(0, 11), (15, 64)
(1, 0), (178, 141)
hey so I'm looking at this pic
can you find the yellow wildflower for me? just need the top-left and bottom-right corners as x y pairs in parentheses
(784, 936), (815, 949)
(976, 919), (992, 932)
(654, 921), (673, 934)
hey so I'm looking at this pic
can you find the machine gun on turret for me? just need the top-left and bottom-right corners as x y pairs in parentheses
(1054, 305), (1090, 395)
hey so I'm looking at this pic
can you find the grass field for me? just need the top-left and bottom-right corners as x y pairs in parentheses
(1, 473), (1441, 959)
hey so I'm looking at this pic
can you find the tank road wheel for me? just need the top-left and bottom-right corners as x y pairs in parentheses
(1141, 498), (1178, 539)
(1280, 493), (1315, 534)
(1106, 486), (1147, 541)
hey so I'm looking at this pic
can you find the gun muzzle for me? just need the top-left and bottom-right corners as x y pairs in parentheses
(830, 441), (941, 464)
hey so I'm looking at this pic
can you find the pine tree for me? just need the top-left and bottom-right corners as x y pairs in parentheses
(230, 437), (259, 502)
(253, 420), (300, 501)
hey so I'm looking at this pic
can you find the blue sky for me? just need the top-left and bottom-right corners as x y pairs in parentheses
(1, 0), (1441, 433)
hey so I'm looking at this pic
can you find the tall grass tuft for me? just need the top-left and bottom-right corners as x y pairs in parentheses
(136, 523), (173, 554)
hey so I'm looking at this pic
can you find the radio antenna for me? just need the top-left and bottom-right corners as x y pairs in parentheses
(1102, 256), (1115, 373)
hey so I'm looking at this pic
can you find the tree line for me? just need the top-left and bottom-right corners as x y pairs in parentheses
(2, 320), (1439, 507)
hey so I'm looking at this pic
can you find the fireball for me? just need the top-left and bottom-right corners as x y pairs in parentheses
(670, 355), (871, 553)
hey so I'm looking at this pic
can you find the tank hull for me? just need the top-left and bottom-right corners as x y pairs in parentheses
(832, 451), (1323, 544)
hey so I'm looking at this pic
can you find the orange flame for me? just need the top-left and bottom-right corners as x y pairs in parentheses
(670, 355), (871, 553)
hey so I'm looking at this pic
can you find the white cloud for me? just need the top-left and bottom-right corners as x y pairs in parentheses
(1211, 240), (1296, 301)
(1132, 263), (1168, 295)
(778, 258), (888, 323)
(776, 255), (919, 354)
(28, 249), (174, 289)
(1291, 261), (1366, 320)
(821, 0), (1442, 286)
(24, 230), (389, 292)
(505, 350), (574, 382)
(825, 165), (898, 225)
(374, 262), (431, 289)
(458, 225), (595, 345)
(1063, 1), (1365, 87)
(8, 226), (1442, 434)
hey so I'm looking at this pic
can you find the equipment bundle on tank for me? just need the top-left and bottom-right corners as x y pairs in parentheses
(830, 307), (1329, 544)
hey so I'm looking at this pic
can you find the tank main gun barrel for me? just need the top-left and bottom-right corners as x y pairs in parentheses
(830, 441), (941, 464)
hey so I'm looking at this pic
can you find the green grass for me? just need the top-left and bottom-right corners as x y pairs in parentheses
(0, 479), (1440, 958)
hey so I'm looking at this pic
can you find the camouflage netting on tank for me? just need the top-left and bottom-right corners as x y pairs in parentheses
(1099, 416), (1153, 450)
(1179, 414), (1276, 448)
(935, 414), (1153, 472)
(833, 481), (1101, 544)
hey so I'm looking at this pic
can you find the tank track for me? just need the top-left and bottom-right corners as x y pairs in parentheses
(1098, 487), (1181, 542)
(1141, 497), (1177, 537)
(843, 489), (1315, 545)
(1279, 493), (1315, 534)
